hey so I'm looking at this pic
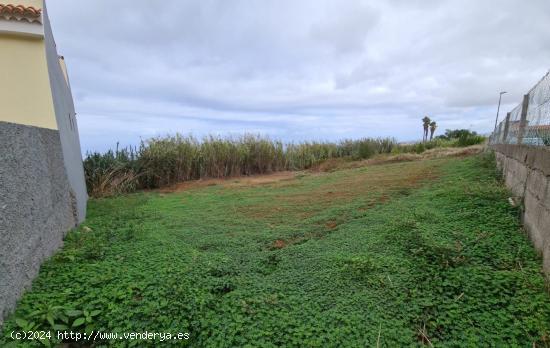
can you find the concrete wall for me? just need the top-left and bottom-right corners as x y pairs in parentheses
(492, 144), (550, 277)
(0, 121), (78, 326)
(43, 3), (87, 222)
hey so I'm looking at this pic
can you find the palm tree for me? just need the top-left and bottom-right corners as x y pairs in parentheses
(429, 121), (437, 141)
(422, 116), (431, 142)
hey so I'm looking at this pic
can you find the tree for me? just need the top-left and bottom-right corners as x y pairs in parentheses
(429, 121), (437, 141)
(436, 129), (478, 140)
(422, 116), (431, 142)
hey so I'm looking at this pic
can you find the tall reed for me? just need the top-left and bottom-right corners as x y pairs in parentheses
(83, 134), (403, 197)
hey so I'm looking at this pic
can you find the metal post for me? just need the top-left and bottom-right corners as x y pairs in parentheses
(502, 112), (511, 144)
(494, 91), (507, 132)
(517, 94), (530, 145)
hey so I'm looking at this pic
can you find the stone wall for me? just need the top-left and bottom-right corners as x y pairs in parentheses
(492, 144), (550, 277)
(0, 121), (78, 325)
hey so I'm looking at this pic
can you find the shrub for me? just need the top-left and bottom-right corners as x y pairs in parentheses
(83, 145), (141, 197)
(436, 129), (486, 147)
(457, 133), (485, 147)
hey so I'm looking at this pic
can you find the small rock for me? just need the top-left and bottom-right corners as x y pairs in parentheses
(508, 197), (521, 207)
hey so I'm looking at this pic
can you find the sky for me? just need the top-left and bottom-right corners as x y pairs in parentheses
(46, 0), (550, 153)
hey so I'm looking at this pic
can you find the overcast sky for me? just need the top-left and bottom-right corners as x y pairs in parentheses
(46, 0), (550, 153)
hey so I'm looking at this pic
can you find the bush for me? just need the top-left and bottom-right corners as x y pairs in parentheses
(83, 145), (141, 197)
(436, 129), (474, 140)
(436, 129), (486, 146)
(457, 134), (485, 147)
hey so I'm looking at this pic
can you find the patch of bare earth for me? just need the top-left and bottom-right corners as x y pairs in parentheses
(309, 145), (483, 173)
(238, 148), (476, 249)
(239, 160), (442, 221)
(159, 171), (296, 193)
(259, 161), (444, 249)
(422, 144), (483, 158)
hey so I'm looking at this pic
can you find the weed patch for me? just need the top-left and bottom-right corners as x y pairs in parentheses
(2, 154), (550, 347)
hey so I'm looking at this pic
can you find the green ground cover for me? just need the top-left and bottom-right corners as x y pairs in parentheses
(2, 153), (550, 347)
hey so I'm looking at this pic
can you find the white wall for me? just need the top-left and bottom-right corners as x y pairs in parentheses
(42, 3), (87, 222)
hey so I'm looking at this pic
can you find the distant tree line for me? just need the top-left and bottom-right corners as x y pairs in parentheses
(421, 116), (485, 147)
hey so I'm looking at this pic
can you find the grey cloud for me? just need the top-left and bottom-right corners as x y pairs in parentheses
(310, 3), (379, 54)
(45, 0), (550, 153)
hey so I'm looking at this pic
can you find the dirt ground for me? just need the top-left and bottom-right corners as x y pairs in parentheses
(159, 171), (296, 192)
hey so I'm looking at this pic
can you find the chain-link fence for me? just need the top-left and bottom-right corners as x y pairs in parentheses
(490, 71), (550, 146)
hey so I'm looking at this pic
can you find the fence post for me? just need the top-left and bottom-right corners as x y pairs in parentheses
(517, 94), (530, 144)
(502, 112), (511, 144)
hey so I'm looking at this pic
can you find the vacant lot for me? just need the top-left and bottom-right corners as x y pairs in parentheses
(3, 154), (550, 347)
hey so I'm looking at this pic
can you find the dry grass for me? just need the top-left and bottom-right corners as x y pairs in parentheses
(238, 159), (443, 221)
(159, 171), (297, 193)
(421, 144), (484, 158)
(86, 167), (140, 197)
(309, 145), (484, 173)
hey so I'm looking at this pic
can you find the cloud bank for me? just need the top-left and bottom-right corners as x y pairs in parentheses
(46, 0), (550, 152)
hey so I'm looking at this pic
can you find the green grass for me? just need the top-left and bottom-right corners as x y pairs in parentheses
(3, 154), (550, 347)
